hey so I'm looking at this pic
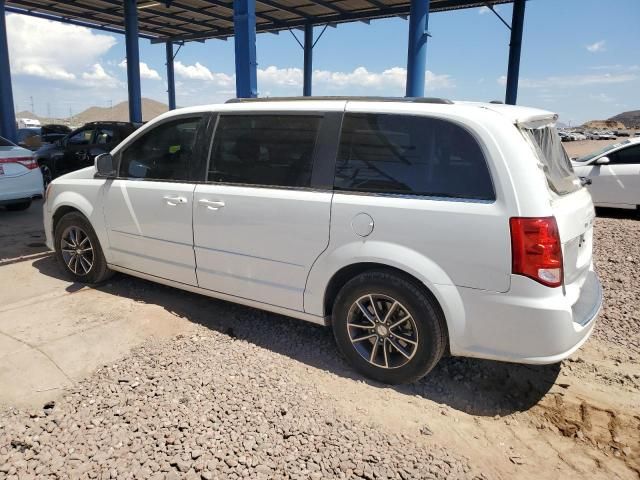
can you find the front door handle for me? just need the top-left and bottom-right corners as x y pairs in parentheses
(198, 199), (225, 210)
(163, 195), (187, 206)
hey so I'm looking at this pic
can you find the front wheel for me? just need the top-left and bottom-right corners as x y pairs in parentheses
(332, 270), (447, 384)
(54, 212), (112, 284)
(40, 163), (54, 188)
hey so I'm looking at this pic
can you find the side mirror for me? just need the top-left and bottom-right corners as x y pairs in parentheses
(596, 156), (610, 165)
(95, 153), (116, 178)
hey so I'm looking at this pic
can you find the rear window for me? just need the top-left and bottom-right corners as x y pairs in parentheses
(520, 125), (581, 195)
(334, 113), (495, 201)
(0, 136), (15, 147)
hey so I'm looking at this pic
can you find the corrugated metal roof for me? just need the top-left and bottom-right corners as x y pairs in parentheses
(5, 0), (512, 42)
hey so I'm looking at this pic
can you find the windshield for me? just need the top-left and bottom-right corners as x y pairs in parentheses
(574, 140), (631, 163)
(520, 124), (581, 195)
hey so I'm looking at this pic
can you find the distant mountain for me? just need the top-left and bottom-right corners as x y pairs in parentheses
(14, 98), (169, 127)
(608, 110), (640, 128)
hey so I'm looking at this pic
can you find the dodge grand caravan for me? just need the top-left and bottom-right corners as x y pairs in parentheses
(43, 97), (602, 384)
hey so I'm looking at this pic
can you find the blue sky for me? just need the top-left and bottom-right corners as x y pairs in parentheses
(6, 0), (639, 124)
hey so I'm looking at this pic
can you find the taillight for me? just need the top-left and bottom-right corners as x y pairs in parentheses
(0, 156), (38, 169)
(510, 217), (563, 288)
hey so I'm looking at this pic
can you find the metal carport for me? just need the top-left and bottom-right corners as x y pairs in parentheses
(0, 0), (526, 142)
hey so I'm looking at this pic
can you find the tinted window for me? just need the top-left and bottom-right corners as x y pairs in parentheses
(95, 127), (116, 145)
(0, 136), (15, 147)
(208, 115), (320, 188)
(334, 114), (495, 200)
(610, 145), (640, 164)
(68, 128), (94, 146)
(119, 117), (202, 181)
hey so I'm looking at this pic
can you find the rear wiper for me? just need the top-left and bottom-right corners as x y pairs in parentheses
(579, 176), (592, 186)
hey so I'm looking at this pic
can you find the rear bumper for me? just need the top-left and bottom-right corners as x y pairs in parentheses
(0, 169), (43, 202)
(451, 268), (602, 364)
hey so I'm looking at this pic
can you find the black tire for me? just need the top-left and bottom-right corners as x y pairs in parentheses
(40, 162), (54, 188)
(5, 200), (32, 211)
(54, 212), (113, 284)
(332, 270), (447, 384)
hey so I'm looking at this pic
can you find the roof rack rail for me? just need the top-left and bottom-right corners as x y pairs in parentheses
(225, 96), (453, 105)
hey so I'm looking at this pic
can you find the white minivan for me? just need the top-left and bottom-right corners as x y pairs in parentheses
(43, 98), (602, 384)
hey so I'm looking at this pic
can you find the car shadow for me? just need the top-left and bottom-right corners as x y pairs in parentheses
(595, 207), (638, 220)
(32, 255), (560, 417)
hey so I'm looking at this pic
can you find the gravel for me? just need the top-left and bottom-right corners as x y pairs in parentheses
(0, 331), (473, 480)
(592, 215), (640, 355)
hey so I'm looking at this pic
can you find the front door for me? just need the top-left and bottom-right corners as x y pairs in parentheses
(193, 113), (335, 311)
(58, 126), (95, 175)
(585, 144), (640, 207)
(103, 115), (208, 285)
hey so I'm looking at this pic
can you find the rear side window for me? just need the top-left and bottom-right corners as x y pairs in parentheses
(520, 126), (580, 195)
(95, 127), (115, 145)
(208, 114), (321, 188)
(119, 117), (203, 181)
(334, 113), (495, 200)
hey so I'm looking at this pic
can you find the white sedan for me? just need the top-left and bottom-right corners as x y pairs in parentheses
(0, 136), (43, 211)
(572, 137), (640, 210)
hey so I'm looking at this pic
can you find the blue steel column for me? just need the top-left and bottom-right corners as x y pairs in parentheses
(405, 0), (430, 97)
(233, 0), (257, 98)
(165, 41), (176, 110)
(0, 0), (17, 142)
(505, 0), (526, 105)
(124, 0), (142, 122)
(303, 24), (313, 97)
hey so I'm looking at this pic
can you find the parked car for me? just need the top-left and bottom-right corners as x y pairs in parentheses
(572, 137), (640, 210)
(0, 135), (43, 210)
(17, 124), (72, 151)
(571, 132), (587, 141)
(35, 121), (137, 186)
(44, 98), (602, 384)
(558, 131), (571, 142)
(599, 131), (617, 140)
(616, 130), (630, 137)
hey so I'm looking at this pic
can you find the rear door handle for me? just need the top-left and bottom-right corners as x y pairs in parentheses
(198, 199), (225, 210)
(163, 195), (187, 206)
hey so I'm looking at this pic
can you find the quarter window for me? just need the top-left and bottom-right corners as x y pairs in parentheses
(119, 117), (203, 181)
(334, 113), (495, 200)
(208, 115), (321, 188)
(95, 128), (115, 145)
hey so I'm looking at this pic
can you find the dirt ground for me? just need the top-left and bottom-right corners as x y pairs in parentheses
(563, 138), (624, 159)
(0, 182), (639, 478)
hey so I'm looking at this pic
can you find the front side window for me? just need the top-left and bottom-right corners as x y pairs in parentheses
(208, 114), (321, 188)
(119, 117), (202, 181)
(610, 145), (640, 165)
(68, 128), (94, 146)
(95, 128), (116, 145)
(334, 113), (495, 200)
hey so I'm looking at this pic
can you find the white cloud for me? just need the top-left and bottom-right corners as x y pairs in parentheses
(497, 72), (637, 88)
(586, 40), (606, 53)
(174, 61), (234, 87)
(118, 59), (161, 80)
(258, 66), (303, 87)
(6, 14), (116, 82)
(81, 63), (119, 87)
(478, 6), (490, 14)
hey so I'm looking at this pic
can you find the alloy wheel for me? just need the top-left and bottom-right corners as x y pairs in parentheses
(60, 226), (94, 276)
(347, 294), (419, 369)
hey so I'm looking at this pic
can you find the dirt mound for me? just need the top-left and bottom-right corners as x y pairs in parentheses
(583, 120), (625, 130)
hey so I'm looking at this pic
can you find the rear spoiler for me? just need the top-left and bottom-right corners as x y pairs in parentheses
(516, 113), (559, 130)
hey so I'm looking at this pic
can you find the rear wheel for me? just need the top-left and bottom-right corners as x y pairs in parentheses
(332, 270), (447, 384)
(5, 200), (32, 211)
(54, 212), (112, 284)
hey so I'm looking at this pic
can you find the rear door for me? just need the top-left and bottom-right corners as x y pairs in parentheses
(192, 111), (338, 311)
(103, 115), (209, 285)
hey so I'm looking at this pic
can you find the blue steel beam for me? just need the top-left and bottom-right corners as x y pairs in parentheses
(233, 0), (257, 98)
(0, 0), (17, 142)
(405, 0), (430, 97)
(166, 41), (176, 110)
(303, 23), (313, 96)
(505, 0), (525, 105)
(124, 0), (142, 123)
